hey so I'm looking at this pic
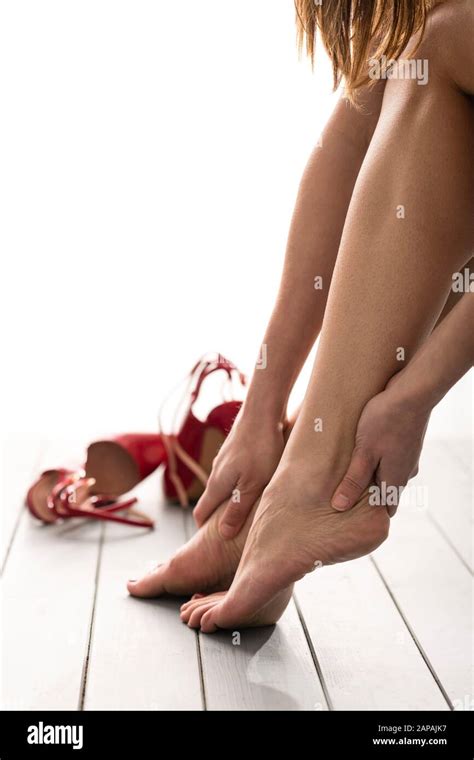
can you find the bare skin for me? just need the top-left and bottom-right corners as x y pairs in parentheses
(184, 2), (474, 633)
(127, 413), (297, 601)
(194, 1), (472, 544)
(130, 291), (473, 616)
(128, 2), (474, 623)
(331, 291), (474, 516)
(127, 499), (256, 599)
(193, 82), (386, 539)
(128, 87), (387, 601)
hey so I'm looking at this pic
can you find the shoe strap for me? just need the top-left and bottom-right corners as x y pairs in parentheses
(159, 353), (246, 436)
(161, 433), (210, 508)
(158, 353), (245, 508)
(50, 478), (154, 528)
(189, 353), (246, 404)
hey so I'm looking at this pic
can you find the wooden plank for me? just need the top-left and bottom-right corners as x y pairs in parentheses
(84, 474), (202, 710)
(1, 435), (45, 572)
(182, 512), (327, 711)
(200, 599), (327, 711)
(1, 439), (101, 710)
(418, 439), (472, 572)
(295, 556), (449, 710)
(373, 506), (472, 709)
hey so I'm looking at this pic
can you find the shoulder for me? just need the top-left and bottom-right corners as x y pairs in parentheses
(422, 0), (474, 94)
(425, 0), (474, 39)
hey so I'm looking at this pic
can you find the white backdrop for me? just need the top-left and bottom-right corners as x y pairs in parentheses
(1, 0), (471, 442)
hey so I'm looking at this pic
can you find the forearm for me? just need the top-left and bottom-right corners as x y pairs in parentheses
(244, 84), (386, 421)
(390, 292), (474, 413)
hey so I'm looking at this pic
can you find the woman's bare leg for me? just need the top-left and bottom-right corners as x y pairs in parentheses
(184, 4), (474, 632)
(128, 92), (388, 597)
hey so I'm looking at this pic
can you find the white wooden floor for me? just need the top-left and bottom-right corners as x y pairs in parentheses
(1, 436), (472, 711)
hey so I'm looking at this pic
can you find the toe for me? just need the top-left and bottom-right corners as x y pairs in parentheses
(180, 593), (204, 612)
(180, 595), (212, 622)
(188, 600), (220, 629)
(180, 594), (207, 614)
(127, 563), (169, 597)
(180, 606), (192, 623)
(200, 606), (220, 633)
(198, 590), (252, 632)
(180, 592), (227, 624)
(128, 547), (206, 598)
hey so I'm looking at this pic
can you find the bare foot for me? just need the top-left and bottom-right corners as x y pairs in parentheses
(127, 409), (300, 601)
(190, 467), (390, 633)
(180, 586), (293, 629)
(127, 498), (257, 598)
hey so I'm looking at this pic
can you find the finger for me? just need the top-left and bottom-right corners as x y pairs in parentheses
(193, 476), (230, 527)
(371, 467), (397, 517)
(218, 484), (260, 540)
(377, 463), (410, 518)
(331, 450), (375, 511)
(386, 464), (419, 517)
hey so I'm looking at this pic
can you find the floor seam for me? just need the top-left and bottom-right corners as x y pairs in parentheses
(369, 554), (453, 711)
(292, 592), (333, 711)
(1, 506), (26, 578)
(183, 508), (206, 710)
(196, 632), (208, 711)
(78, 522), (105, 711)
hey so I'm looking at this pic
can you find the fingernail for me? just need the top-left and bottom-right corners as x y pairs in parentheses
(332, 494), (350, 510)
(128, 579), (137, 584)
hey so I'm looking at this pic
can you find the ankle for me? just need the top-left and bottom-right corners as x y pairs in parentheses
(270, 456), (345, 505)
(284, 436), (355, 496)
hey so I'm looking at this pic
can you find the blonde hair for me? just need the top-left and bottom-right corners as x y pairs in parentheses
(295, 0), (436, 99)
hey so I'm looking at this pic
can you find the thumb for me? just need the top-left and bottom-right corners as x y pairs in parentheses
(331, 449), (375, 511)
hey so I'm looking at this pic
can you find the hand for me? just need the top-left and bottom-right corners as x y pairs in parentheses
(194, 409), (287, 538)
(331, 377), (431, 517)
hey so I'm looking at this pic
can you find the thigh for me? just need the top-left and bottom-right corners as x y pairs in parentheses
(327, 10), (474, 349)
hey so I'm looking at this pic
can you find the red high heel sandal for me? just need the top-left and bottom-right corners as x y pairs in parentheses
(26, 468), (153, 528)
(161, 353), (246, 507)
(84, 433), (166, 497)
(26, 430), (166, 529)
(25, 354), (245, 525)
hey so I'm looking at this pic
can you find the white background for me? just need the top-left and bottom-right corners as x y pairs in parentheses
(1, 0), (471, 444)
